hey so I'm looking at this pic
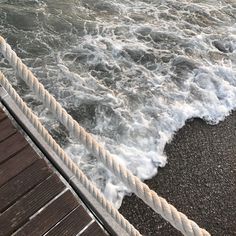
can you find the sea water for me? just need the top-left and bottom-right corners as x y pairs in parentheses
(0, 0), (235, 208)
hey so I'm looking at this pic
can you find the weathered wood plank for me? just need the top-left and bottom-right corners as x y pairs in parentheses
(1, 90), (121, 236)
(0, 174), (65, 236)
(0, 132), (28, 164)
(0, 118), (16, 142)
(0, 106), (108, 236)
(45, 205), (92, 236)
(0, 145), (38, 187)
(0, 159), (52, 213)
(80, 222), (108, 236)
(15, 190), (79, 236)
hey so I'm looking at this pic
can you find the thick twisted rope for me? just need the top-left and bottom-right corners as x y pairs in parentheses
(0, 36), (210, 236)
(0, 71), (141, 236)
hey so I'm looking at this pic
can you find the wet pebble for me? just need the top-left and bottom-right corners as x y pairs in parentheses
(213, 40), (234, 53)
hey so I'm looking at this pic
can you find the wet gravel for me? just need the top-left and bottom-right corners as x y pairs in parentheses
(120, 112), (236, 236)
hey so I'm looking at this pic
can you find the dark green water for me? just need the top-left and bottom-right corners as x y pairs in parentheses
(0, 0), (236, 207)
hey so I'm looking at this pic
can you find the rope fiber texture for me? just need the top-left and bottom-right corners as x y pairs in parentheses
(0, 36), (210, 236)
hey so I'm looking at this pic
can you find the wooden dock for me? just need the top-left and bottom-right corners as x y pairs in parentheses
(0, 107), (108, 236)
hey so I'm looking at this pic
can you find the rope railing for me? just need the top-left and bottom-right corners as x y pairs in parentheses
(0, 36), (210, 236)
(0, 71), (141, 236)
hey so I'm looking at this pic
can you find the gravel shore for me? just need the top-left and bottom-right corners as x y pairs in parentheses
(120, 112), (236, 236)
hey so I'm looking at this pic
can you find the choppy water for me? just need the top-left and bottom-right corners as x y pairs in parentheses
(0, 0), (236, 208)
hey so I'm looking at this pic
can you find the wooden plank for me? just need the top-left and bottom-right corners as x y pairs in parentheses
(0, 174), (65, 236)
(0, 132), (28, 164)
(45, 205), (92, 236)
(2, 89), (129, 236)
(0, 109), (6, 122)
(0, 118), (16, 142)
(0, 159), (52, 213)
(0, 145), (38, 187)
(15, 190), (79, 236)
(80, 222), (107, 236)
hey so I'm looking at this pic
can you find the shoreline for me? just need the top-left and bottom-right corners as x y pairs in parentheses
(120, 112), (236, 236)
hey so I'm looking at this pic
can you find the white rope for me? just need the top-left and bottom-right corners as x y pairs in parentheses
(0, 36), (210, 236)
(0, 71), (141, 236)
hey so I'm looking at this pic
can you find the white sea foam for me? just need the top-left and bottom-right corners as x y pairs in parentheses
(1, 0), (236, 208)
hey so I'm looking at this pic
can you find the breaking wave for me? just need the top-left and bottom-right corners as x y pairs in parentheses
(0, 0), (236, 207)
